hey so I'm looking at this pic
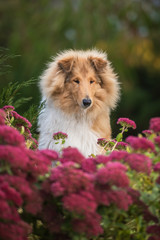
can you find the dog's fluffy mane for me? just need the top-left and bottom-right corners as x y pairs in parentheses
(38, 49), (120, 156)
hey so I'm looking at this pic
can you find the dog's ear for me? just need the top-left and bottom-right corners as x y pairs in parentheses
(58, 57), (74, 73)
(89, 56), (107, 72)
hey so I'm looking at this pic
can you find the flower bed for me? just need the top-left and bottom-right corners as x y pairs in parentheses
(0, 106), (160, 240)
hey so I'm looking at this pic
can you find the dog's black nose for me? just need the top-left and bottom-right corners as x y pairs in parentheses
(82, 98), (92, 108)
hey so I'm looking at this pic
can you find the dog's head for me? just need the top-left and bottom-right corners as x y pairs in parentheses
(40, 50), (120, 116)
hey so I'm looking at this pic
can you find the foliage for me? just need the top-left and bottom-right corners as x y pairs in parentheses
(0, 105), (160, 240)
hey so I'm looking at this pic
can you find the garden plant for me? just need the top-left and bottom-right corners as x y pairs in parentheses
(0, 103), (160, 240)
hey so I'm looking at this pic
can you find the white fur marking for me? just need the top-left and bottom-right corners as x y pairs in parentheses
(38, 103), (100, 157)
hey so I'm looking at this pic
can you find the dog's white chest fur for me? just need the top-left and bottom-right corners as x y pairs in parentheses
(38, 104), (100, 157)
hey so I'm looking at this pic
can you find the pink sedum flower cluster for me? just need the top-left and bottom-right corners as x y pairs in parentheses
(126, 136), (155, 152)
(2, 105), (37, 149)
(0, 104), (160, 240)
(41, 148), (134, 237)
(117, 117), (137, 129)
(149, 117), (160, 133)
(0, 107), (58, 240)
(53, 131), (68, 140)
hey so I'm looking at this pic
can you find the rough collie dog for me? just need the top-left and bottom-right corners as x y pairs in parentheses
(38, 49), (120, 156)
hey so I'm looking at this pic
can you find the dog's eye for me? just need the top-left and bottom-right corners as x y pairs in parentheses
(73, 79), (80, 84)
(90, 80), (94, 84)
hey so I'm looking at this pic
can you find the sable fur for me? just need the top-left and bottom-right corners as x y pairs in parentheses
(38, 49), (120, 156)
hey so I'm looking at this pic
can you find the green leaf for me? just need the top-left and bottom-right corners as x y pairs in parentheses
(116, 133), (123, 142)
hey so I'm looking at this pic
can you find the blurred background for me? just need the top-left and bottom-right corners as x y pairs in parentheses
(0, 0), (160, 137)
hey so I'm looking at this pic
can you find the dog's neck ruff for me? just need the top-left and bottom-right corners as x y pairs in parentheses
(38, 102), (100, 157)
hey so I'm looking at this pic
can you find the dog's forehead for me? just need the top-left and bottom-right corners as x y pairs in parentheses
(73, 57), (95, 77)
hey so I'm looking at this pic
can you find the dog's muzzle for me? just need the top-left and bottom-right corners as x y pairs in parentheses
(82, 98), (92, 109)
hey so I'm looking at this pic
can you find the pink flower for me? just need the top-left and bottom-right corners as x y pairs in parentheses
(96, 162), (129, 188)
(2, 105), (15, 111)
(0, 181), (22, 206)
(72, 212), (103, 237)
(126, 153), (152, 174)
(107, 189), (132, 210)
(149, 117), (160, 133)
(0, 109), (6, 125)
(53, 131), (68, 140)
(11, 111), (32, 128)
(117, 117), (136, 129)
(39, 149), (58, 161)
(0, 145), (29, 169)
(51, 182), (65, 196)
(154, 162), (160, 172)
(63, 191), (97, 215)
(126, 136), (155, 152)
(0, 221), (31, 240)
(154, 136), (160, 147)
(0, 200), (20, 221)
(116, 141), (128, 150)
(0, 175), (32, 197)
(26, 149), (52, 177)
(147, 225), (160, 235)
(148, 236), (160, 240)
(92, 189), (110, 206)
(25, 190), (42, 215)
(0, 125), (25, 147)
(109, 150), (129, 161)
(81, 158), (97, 173)
(97, 138), (107, 146)
(50, 164), (93, 195)
(41, 205), (63, 233)
(142, 130), (152, 136)
(95, 155), (110, 164)
(61, 147), (85, 164)
(156, 176), (160, 184)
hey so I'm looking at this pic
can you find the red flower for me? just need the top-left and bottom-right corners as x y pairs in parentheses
(126, 136), (155, 152)
(147, 225), (160, 235)
(97, 138), (107, 146)
(142, 130), (152, 136)
(63, 191), (97, 215)
(117, 118), (136, 129)
(72, 212), (103, 237)
(11, 111), (32, 128)
(81, 158), (97, 173)
(126, 153), (152, 174)
(107, 189), (132, 210)
(39, 149), (58, 161)
(0, 181), (22, 206)
(0, 221), (31, 240)
(0, 145), (29, 169)
(96, 162), (129, 188)
(2, 105), (15, 111)
(50, 164), (93, 195)
(26, 149), (52, 177)
(53, 131), (68, 140)
(95, 155), (110, 164)
(51, 182), (65, 196)
(0, 125), (25, 147)
(61, 147), (85, 164)
(92, 189), (110, 206)
(0, 200), (20, 221)
(109, 150), (129, 161)
(0, 109), (6, 125)
(116, 141), (128, 150)
(154, 162), (160, 172)
(154, 136), (160, 147)
(25, 190), (42, 215)
(41, 204), (63, 233)
(149, 117), (160, 133)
